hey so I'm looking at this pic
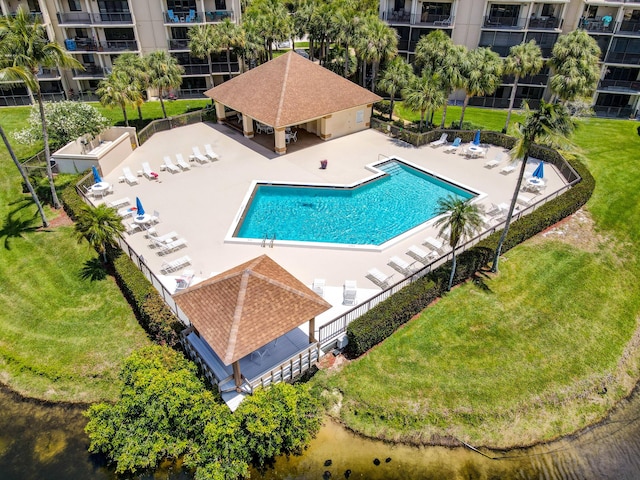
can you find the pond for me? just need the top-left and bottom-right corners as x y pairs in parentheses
(2, 384), (640, 479)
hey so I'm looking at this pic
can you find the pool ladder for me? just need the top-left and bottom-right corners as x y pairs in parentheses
(261, 233), (276, 248)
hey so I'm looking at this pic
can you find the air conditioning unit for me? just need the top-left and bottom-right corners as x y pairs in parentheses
(336, 334), (349, 350)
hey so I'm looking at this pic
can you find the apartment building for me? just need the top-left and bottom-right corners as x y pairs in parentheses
(0, 0), (241, 106)
(379, 0), (640, 118)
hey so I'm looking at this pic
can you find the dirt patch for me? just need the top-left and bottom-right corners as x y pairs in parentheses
(44, 209), (73, 229)
(535, 208), (606, 253)
(317, 353), (349, 372)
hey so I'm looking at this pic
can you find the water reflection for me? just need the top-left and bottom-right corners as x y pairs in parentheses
(2, 384), (640, 479)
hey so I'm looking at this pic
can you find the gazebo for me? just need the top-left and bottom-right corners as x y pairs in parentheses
(204, 51), (382, 154)
(174, 255), (331, 390)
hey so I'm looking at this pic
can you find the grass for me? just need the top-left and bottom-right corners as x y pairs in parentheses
(0, 98), (206, 402)
(314, 113), (640, 447)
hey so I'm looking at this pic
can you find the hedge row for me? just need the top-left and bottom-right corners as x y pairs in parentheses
(345, 136), (595, 358)
(60, 183), (182, 347)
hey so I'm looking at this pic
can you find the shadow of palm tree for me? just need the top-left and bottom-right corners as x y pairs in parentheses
(80, 258), (108, 281)
(0, 202), (41, 250)
(472, 270), (493, 292)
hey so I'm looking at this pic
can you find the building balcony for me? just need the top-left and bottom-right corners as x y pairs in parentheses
(99, 40), (138, 52)
(504, 73), (549, 85)
(37, 68), (61, 79)
(72, 65), (109, 79)
(606, 51), (640, 65)
(0, 94), (32, 107)
(527, 16), (561, 30)
(164, 11), (203, 24)
(618, 20), (640, 35)
(381, 11), (453, 27)
(580, 18), (615, 33)
(204, 10), (234, 22)
(483, 16), (526, 30)
(177, 88), (209, 98)
(598, 78), (640, 93)
(180, 62), (240, 76)
(57, 12), (133, 25)
(593, 105), (634, 118)
(169, 39), (190, 50)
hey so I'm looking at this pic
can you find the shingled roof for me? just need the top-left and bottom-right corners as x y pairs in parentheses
(204, 51), (381, 128)
(173, 255), (331, 365)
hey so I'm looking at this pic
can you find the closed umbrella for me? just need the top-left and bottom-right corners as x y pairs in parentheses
(92, 165), (102, 184)
(473, 130), (481, 146)
(135, 197), (145, 217)
(532, 161), (544, 179)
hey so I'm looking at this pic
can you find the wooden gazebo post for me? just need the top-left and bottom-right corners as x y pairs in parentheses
(232, 361), (242, 390)
(308, 317), (316, 343)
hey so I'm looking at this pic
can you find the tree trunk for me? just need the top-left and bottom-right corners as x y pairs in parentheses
(440, 102), (449, 128)
(343, 43), (349, 77)
(504, 76), (519, 132)
(0, 125), (48, 228)
(121, 104), (129, 127)
(491, 149), (529, 272)
(309, 38), (315, 61)
(35, 89), (61, 209)
(459, 94), (470, 128)
(226, 47), (232, 76)
(159, 89), (167, 119)
(389, 94), (395, 121)
(137, 104), (143, 122)
(371, 62), (378, 92)
(208, 53), (213, 80)
(419, 110), (425, 131)
(447, 248), (456, 291)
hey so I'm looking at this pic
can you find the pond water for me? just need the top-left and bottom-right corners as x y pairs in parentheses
(2, 384), (640, 479)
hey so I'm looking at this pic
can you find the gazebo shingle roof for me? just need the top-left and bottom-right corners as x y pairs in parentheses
(173, 255), (331, 365)
(204, 51), (381, 128)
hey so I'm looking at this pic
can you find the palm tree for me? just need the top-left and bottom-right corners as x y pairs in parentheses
(188, 24), (218, 81)
(434, 196), (483, 291)
(244, 0), (292, 61)
(503, 40), (543, 132)
(491, 101), (575, 272)
(112, 53), (148, 124)
(213, 19), (244, 76)
(459, 47), (503, 127)
(354, 16), (397, 91)
(414, 31), (466, 128)
(377, 57), (412, 121)
(0, 123), (48, 228)
(402, 71), (447, 131)
(0, 7), (82, 209)
(330, 0), (361, 78)
(548, 30), (601, 104)
(75, 204), (125, 263)
(96, 70), (140, 127)
(145, 51), (185, 119)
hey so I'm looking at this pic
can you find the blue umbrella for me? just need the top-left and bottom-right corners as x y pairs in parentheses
(135, 197), (145, 217)
(91, 165), (102, 184)
(473, 130), (481, 146)
(532, 161), (544, 179)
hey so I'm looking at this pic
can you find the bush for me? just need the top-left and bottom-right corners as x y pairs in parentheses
(374, 100), (391, 116)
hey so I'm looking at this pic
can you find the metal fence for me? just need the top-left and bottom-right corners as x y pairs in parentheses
(137, 110), (205, 145)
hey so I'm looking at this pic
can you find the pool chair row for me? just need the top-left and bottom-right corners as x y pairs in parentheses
(120, 163), (159, 184)
(161, 154), (191, 173)
(311, 279), (359, 306)
(190, 145), (219, 164)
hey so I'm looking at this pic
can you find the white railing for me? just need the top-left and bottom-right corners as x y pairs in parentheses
(246, 343), (320, 393)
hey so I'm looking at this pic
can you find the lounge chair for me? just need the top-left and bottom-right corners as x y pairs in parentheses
(150, 210), (160, 224)
(429, 133), (448, 147)
(343, 280), (357, 305)
(108, 197), (130, 208)
(204, 144), (219, 161)
(406, 245), (437, 265)
(500, 163), (517, 175)
(122, 167), (138, 185)
(423, 236), (447, 254)
(160, 255), (191, 274)
(388, 256), (417, 276)
(148, 230), (178, 246)
(516, 193), (535, 206)
(485, 203), (503, 218)
(142, 162), (159, 180)
(157, 237), (188, 255)
(484, 153), (505, 169)
(366, 268), (394, 289)
(312, 278), (325, 297)
(167, 9), (179, 22)
(175, 154), (190, 170)
(443, 137), (461, 153)
(117, 205), (136, 218)
(191, 146), (208, 164)
(162, 156), (180, 174)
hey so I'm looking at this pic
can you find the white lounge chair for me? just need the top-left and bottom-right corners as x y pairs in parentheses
(162, 156), (180, 174)
(388, 256), (417, 276)
(204, 144), (219, 161)
(406, 245), (437, 265)
(150, 210), (160, 224)
(343, 280), (357, 305)
(423, 236), (447, 254)
(175, 154), (190, 170)
(443, 137), (461, 153)
(500, 164), (517, 175)
(312, 278), (325, 297)
(108, 197), (130, 208)
(429, 133), (448, 147)
(157, 237), (187, 255)
(516, 193), (535, 206)
(142, 162), (158, 180)
(191, 146), (208, 163)
(160, 255), (191, 274)
(366, 268), (394, 289)
(148, 231), (178, 246)
(122, 167), (138, 185)
(117, 205), (136, 218)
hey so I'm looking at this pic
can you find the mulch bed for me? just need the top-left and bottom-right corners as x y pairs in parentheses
(43, 209), (74, 229)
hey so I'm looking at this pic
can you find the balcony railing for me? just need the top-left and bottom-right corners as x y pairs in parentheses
(593, 105), (634, 118)
(381, 10), (453, 27)
(164, 11), (203, 23)
(598, 78), (640, 92)
(606, 51), (640, 65)
(483, 16), (525, 29)
(527, 16), (561, 30)
(504, 73), (549, 85)
(98, 40), (138, 52)
(0, 94), (32, 107)
(580, 18), (615, 33)
(619, 20), (640, 34)
(177, 88), (208, 99)
(181, 62), (241, 75)
(468, 96), (541, 109)
(57, 11), (133, 24)
(168, 39), (190, 50)
(72, 65), (109, 78)
(37, 68), (60, 79)
(204, 10), (234, 22)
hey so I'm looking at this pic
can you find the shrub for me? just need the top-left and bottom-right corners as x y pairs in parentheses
(374, 100), (391, 116)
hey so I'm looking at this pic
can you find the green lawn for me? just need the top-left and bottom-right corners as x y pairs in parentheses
(314, 114), (640, 447)
(0, 99), (204, 402)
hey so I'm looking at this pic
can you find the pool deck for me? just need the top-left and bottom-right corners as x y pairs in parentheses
(95, 122), (568, 328)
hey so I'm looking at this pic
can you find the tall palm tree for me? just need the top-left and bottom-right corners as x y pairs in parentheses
(213, 19), (244, 76)
(356, 17), (398, 91)
(0, 123), (48, 228)
(145, 50), (185, 119)
(434, 196), (483, 291)
(377, 57), (412, 120)
(0, 7), (82, 209)
(75, 204), (125, 263)
(188, 24), (218, 81)
(491, 101), (575, 272)
(459, 47), (503, 127)
(330, 0), (361, 78)
(414, 31), (466, 128)
(244, 0), (292, 61)
(402, 71), (447, 131)
(112, 53), (148, 124)
(503, 40), (543, 132)
(96, 70), (140, 127)
(548, 30), (601, 104)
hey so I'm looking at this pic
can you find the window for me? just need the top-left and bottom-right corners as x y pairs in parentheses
(489, 4), (520, 19)
(28, 0), (42, 12)
(541, 4), (557, 17)
(167, 0), (196, 14)
(97, 1), (130, 13)
(68, 0), (81, 11)
(356, 110), (364, 123)
(104, 28), (135, 40)
(215, 0), (226, 10)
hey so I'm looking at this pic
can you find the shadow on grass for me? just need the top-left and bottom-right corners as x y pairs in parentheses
(471, 269), (493, 292)
(0, 201), (41, 250)
(80, 257), (108, 281)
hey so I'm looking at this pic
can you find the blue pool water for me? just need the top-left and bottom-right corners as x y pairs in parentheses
(235, 160), (475, 245)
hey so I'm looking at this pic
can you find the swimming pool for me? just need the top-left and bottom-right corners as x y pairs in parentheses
(232, 159), (477, 247)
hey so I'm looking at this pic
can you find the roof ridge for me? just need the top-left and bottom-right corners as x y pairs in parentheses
(249, 270), (331, 308)
(274, 52), (292, 127)
(226, 269), (250, 364)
